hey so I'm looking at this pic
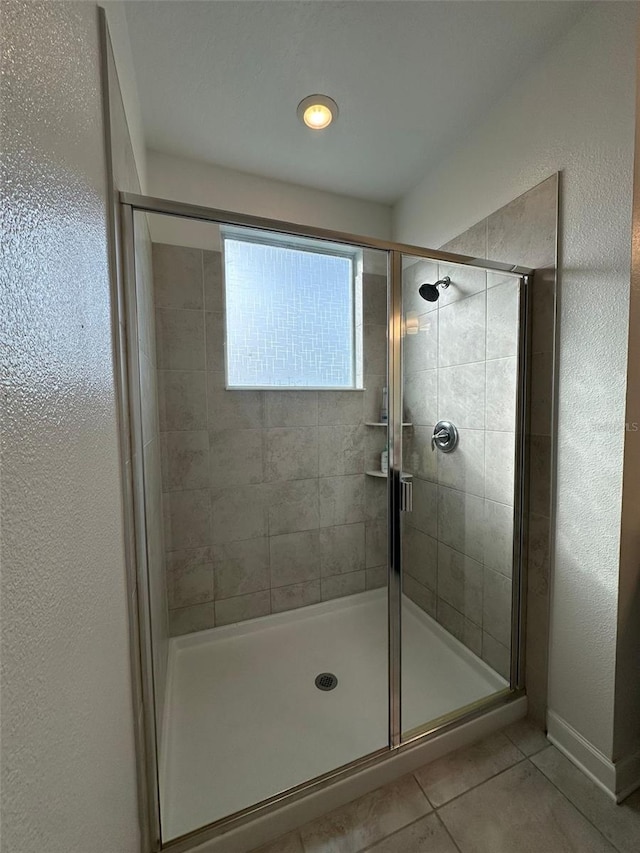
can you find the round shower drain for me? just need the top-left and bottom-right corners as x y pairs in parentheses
(315, 672), (338, 691)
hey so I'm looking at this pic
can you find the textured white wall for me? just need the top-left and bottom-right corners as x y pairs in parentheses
(146, 150), (392, 249)
(1, 2), (139, 851)
(393, 3), (637, 758)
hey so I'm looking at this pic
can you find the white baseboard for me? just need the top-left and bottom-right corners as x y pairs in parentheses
(191, 695), (527, 853)
(547, 710), (640, 802)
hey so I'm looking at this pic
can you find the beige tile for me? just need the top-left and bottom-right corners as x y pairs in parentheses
(319, 424), (365, 476)
(404, 311), (438, 375)
(414, 732), (522, 807)
(156, 308), (205, 371)
(487, 174), (558, 269)
(212, 537), (269, 599)
(166, 547), (213, 608)
(439, 760), (614, 853)
(319, 523), (365, 577)
(161, 430), (209, 491)
(439, 291), (486, 368)
(363, 324), (387, 376)
(269, 478), (319, 535)
(203, 249), (223, 312)
(503, 718), (548, 757)
(436, 599), (466, 643)
(437, 543), (482, 624)
(215, 590), (270, 626)
(410, 478), (438, 539)
(403, 525), (437, 590)
(205, 311), (225, 373)
(153, 243), (203, 310)
(483, 566), (512, 647)
(483, 499), (513, 577)
(319, 475), (366, 528)
(363, 273), (387, 326)
(484, 430), (515, 505)
(158, 369), (207, 431)
(366, 519), (388, 569)
(210, 427), (263, 488)
(405, 425), (438, 482)
(366, 428), (387, 473)
(363, 374), (387, 422)
(265, 391), (318, 427)
(463, 619), (483, 656)
(404, 575), (436, 618)
(367, 813), (458, 853)
(437, 486), (484, 563)
(249, 831), (304, 853)
(366, 566), (387, 589)
(322, 571), (366, 601)
(271, 579), (321, 613)
(164, 489), (211, 550)
(300, 774), (431, 853)
(140, 352), (159, 443)
(482, 631), (510, 680)
(270, 530), (320, 587)
(485, 357), (517, 431)
(527, 511), (550, 596)
(318, 391), (364, 425)
(404, 369), (437, 427)
(265, 427), (319, 482)
(530, 267), (556, 355)
(169, 602), (215, 636)
(437, 428), (484, 497)
(365, 475), (387, 521)
(207, 372), (264, 430)
(530, 351), (553, 436)
(438, 221), (488, 307)
(438, 362), (485, 430)
(532, 746), (640, 853)
(529, 434), (551, 517)
(486, 279), (519, 360)
(211, 483), (269, 543)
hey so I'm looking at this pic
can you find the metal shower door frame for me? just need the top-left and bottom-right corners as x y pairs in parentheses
(119, 192), (531, 852)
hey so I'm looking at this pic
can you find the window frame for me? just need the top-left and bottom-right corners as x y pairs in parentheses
(221, 226), (364, 391)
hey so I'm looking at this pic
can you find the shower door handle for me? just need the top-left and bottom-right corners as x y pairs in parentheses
(400, 478), (413, 512)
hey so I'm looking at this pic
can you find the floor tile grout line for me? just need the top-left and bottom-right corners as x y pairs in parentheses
(354, 811), (435, 853)
(433, 809), (465, 853)
(525, 753), (624, 853)
(414, 754), (528, 812)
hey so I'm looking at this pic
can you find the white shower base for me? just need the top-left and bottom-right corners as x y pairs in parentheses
(160, 588), (506, 841)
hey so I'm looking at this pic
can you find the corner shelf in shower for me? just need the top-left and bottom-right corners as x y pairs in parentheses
(366, 470), (413, 479)
(364, 422), (413, 427)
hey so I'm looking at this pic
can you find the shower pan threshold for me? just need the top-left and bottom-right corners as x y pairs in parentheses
(160, 588), (506, 841)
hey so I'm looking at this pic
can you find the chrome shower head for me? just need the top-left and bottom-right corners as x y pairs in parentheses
(419, 276), (450, 302)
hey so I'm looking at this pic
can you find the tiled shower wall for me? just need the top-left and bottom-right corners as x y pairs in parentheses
(153, 243), (389, 635)
(401, 175), (557, 690)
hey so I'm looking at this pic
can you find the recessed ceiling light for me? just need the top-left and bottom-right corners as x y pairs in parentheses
(297, 94), (338, 130)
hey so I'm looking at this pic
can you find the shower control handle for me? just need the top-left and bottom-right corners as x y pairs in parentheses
(431, 421), (459, 453)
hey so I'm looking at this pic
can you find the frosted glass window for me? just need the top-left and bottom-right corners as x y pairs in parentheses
(223, 232), (361, 388)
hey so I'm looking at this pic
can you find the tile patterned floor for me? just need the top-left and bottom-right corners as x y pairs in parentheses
(251, 720), (640, 853)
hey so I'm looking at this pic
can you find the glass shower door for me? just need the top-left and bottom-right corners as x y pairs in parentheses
(128, 206), (391, 842)
(398, 252), (523, 740)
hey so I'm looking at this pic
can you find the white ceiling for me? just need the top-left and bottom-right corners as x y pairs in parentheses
(125, 1), (587, 204)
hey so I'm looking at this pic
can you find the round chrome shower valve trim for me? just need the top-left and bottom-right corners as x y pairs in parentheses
(431, 420), (459, 453)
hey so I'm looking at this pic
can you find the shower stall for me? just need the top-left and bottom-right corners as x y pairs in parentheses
(121, 193), (532, 850)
